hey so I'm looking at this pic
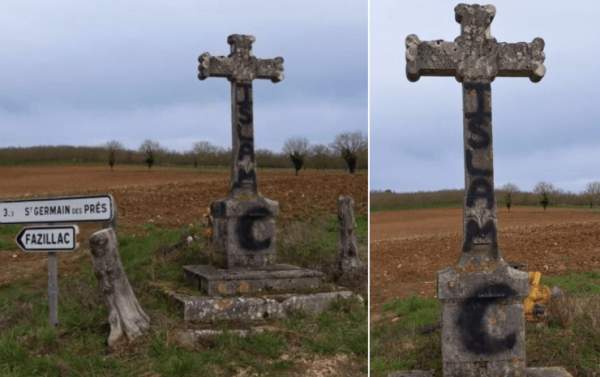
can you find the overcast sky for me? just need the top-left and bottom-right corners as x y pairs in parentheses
(0, 0), (366, 153)
(371, 0), (600, 193)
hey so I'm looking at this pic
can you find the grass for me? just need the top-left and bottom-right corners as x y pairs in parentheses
(371, 272), (600, 377)
(542, 271), (600, 296)
(0, 216), (367, 376)
(0, 224), (20, 250)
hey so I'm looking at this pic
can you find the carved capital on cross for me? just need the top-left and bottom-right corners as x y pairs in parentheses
(406, 3), (545, 83)
(198, 34), (284, 83)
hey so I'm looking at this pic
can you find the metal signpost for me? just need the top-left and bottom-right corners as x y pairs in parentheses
(2, 195), (114, 326)
(16, 225), (80, 326)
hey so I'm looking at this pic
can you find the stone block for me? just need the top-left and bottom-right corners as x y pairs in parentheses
(183, 264), (324, 296)
(526, 367), (573, 377)
(166, 289), (360, 322)
(210, 195), (279, 269)
(438, 263), (530, 376)
(388, 371), (434, 377)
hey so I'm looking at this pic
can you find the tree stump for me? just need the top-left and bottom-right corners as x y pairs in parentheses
(336, 196), (362, 276)
(89, 227), (150, 347)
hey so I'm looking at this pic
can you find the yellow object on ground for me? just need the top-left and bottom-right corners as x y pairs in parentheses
(524, 271), (552, 322)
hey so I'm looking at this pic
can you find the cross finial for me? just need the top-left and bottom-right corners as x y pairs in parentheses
(406, 4), (545, 83)
(228, 34), (255, 51)
(198, 34), (284, 83)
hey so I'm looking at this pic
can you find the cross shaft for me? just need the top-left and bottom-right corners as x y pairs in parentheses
(198, 34), (284, 197)
(406, 4), (545, 267)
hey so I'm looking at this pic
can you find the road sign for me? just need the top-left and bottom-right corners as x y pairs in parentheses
(0, 195), (113, 224)
(16, 225), (79, 252)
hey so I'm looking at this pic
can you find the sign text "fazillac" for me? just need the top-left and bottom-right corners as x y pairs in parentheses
(16, 225), (79, 252)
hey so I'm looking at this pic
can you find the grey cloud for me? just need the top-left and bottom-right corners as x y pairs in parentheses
(371, 0), (600, 193)
(0, 0), (367, 151)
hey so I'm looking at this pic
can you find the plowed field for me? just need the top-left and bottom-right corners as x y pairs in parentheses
(0, 165), (367, 227)
(371, 207), (600, 311)
(0, 165), (366, 287)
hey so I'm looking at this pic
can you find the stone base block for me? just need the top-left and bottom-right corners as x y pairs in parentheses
(211, 195), (279, 268)
(526, 367), (573, 377)
(173, 326), (276, 348)
(386, 368), (572, 377)
(388, 371), (433, 377)
(165, 289), (361, 322)
(183, 264), (324, 296)
(438, 263), (530, 376)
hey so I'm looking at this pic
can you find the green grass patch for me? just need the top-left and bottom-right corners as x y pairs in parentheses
(382, 295), (440, 329)
(542, 271), (600, 295)
(371, 273), (600, 377)
(371, 296), (440, 377)
(0, 224), (20, 251)
(278, 214), (367, 270)
(0, 216), (367, 376)
(286, 298), (367, 359)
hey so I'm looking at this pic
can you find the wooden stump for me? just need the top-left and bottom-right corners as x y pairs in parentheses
(89, 227), (150, 347)
(336, 196), (362, 275)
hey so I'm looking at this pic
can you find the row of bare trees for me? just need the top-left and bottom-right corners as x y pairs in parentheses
(371, 182), (600, 212)
(501, 181), (600, 211)
(282, 132), (367, 175)
(104, 131), (367, 173)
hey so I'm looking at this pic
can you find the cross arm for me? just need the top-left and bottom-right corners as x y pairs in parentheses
(254, 57), (284, 83)
(406, 34), (459, 82)
(497, 38), (546, 82)
(198, 53), (234, 80)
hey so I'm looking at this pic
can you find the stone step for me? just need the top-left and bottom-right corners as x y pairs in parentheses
(183, 263), (324, 296)
(388, 367), (573, 377)
(160, 287), (362, 322)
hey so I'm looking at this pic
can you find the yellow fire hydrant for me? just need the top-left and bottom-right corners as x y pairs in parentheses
(524, 271), (552, 322)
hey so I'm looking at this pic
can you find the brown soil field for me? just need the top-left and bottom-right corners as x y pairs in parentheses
(371, 206), (600, 311)
(0, 165), (367, 227)
(0, 165), (366, 287)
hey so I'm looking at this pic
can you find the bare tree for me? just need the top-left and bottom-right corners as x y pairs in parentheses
(139, 140), (161, 170)
(192, 141), (221, 167)
(282, 137), (310, 175)
(533, 181), (555, 211)
(105, 140), (124, 171)
(309, 144), (332, 170)
(584, 181), (600, 208)
(500, 183), (519, 212)
(331, 131), (367, 174)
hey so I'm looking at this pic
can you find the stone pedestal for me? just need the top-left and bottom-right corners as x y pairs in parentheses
(388, 368), (572, 377)
(437, 262), (529, 377)
(173, 194), (358, 322)
(183, 264), (324, 296)
(210, 195), (278, 269)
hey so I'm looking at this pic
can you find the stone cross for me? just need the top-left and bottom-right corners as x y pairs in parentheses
(407, 4), (549, 377)
(406, 3), (545, 267)
(198, 34), (284, 197)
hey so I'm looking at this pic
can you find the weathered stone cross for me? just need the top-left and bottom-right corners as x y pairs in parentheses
(406, 3), (545, 267)
(406, 5), (560, 377)
(198, 34), (284, 197)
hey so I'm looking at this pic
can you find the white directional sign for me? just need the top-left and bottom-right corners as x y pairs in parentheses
(0, 195), (113, 224)
(16, 225), (79, 252)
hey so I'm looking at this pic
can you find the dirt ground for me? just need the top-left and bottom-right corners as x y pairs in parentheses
(0, 165), (367, 226)
(371, 206), (600, 312)
(0, 164), (367, 288)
